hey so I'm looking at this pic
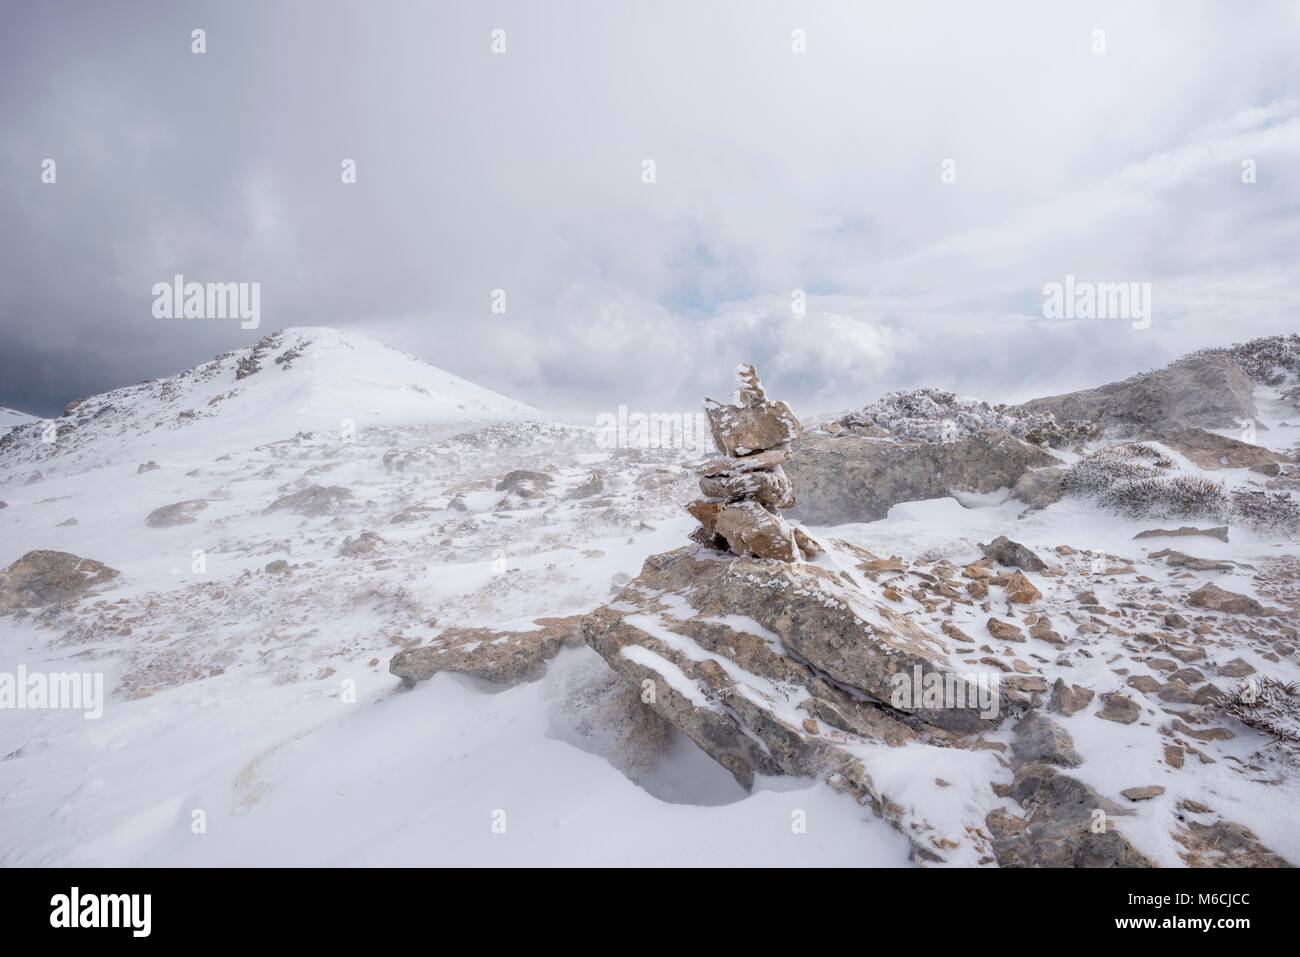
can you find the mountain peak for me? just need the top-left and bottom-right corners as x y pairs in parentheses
(0, 327), (540, 476)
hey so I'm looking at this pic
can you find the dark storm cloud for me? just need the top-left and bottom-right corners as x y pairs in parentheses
(2, 1), (1298, 419)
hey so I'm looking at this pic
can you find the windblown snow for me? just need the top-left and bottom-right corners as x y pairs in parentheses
(1, 329), (1297, 867)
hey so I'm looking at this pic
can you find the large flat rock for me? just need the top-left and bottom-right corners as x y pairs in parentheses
(1019, 354), (1258, 435)
(581, 544), (1007, 863)
(785, 430), (1059, 524)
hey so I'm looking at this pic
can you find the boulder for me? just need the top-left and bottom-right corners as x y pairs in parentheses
(1011, 466), (1068, 509)
(986, 764), (1151, 868)
(987, 618), (1025, 642)
(581, 543), (1006, 863)
(1005, 570), (1042, 604)
(1049, 679), (1095, 716)
(1012, 712), (1082, 768)
(709, 501), (815, 562)
(0, 550), (120, 611)
(1154, 428), (1283, 471)
(567, 471), (605, 499)
(391, 616), (583, 686)
(1175, 817), (1292, 868)
(339, 531), (384, 557)
(1149, 549), (1234, 572)
(1133, 525), (1230, 543)
(496, 470), (553, 497)
(703, 364), (800, 456)
(698, 466), (794, 511)
(1187, 582), (1264, 616)
(1121, 786), (1165, 801)
(582, 547), (1001, 777)
(980, 535), (1048, 572)
(264, 484), (353, 517)
(786, 430), (1059, 525)
(1018, 353), (1259, 435)
(145, 499), (208, 527)
(1096, 693), (1142, 724)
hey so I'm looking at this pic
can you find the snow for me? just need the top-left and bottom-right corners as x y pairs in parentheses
(3, 328), (1298, 867)
(0, 327), (540, 476)
(0, 643), (912, 866)
(0, 329), (917, 866)
(0, 405), (37, 438)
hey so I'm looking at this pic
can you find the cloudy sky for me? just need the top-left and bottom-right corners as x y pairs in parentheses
(2, 1), (1298, 419)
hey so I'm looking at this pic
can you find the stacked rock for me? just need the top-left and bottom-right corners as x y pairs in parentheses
(687, 364), (818, 561)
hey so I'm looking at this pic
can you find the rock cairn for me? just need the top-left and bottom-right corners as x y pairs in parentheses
(687, 364), (818, 561)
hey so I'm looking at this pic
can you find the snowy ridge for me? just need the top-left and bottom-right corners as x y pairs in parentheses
(0, 328), (540, 478)
(0, 405), (37, 438)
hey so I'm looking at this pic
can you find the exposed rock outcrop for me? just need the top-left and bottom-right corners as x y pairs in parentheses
(786, 430), (1059, 525)
(145, 499), (208, 527)
(391, 616), (584, 686)
(264, 484), (353, 517)
(1019, 353), (1259, 435)
(981, 535), (1048, 572)
(1154, 428), (1284, 471)
(986, 764), (1151, 868)
(581, 542), (1007, 863)
(0, 550), (120, 611)
(1187, 582), (1264, 616)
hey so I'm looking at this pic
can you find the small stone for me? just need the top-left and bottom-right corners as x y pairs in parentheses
(1048, 678), (1095, 716)
(1096, 693), (1141, 724)
(986, 618), (1025, 642)
(980, 535), (1048, 572)
(1121, 786), (1165, 802)
(941, 621), (974, 644)
(1216, 657), (1256, 678)
(1187, 582), (1263, 616)
(1005, 570), (1041, 604)
(1126, 674), (1161, 694)
(1172, 718), (1235, 742)
(1028, 618), (1066, 647)
(1012, 711), (1082, 768)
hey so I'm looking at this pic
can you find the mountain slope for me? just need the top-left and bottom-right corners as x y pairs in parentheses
(0, 406), (37, 438)
(0, 328), (540, 476)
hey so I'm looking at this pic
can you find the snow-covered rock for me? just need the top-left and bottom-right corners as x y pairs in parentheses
(786, 429), (1060, 524)
(1019, 353), (1259, 435)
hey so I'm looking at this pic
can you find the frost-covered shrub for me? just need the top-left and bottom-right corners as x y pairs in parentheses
(1062, 443), (1173, 497)
(1097, 475), (1229, 521)
(1218, 676), (1300, 752)
(1230, 489), (1300, 531)
(1227, 334), (1300, 385)
(1187, 334), (1300, 387)
(1066, 443), (1300, 530)
(838, 388), (1098, 447)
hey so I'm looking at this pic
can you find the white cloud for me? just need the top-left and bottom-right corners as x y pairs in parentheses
(1, 1), (1297, 417)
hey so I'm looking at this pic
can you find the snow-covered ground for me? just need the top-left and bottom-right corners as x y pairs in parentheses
(0, 330), (913, 866)
(2, 329), (1297, 866)
(0, 406), (36, 439)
